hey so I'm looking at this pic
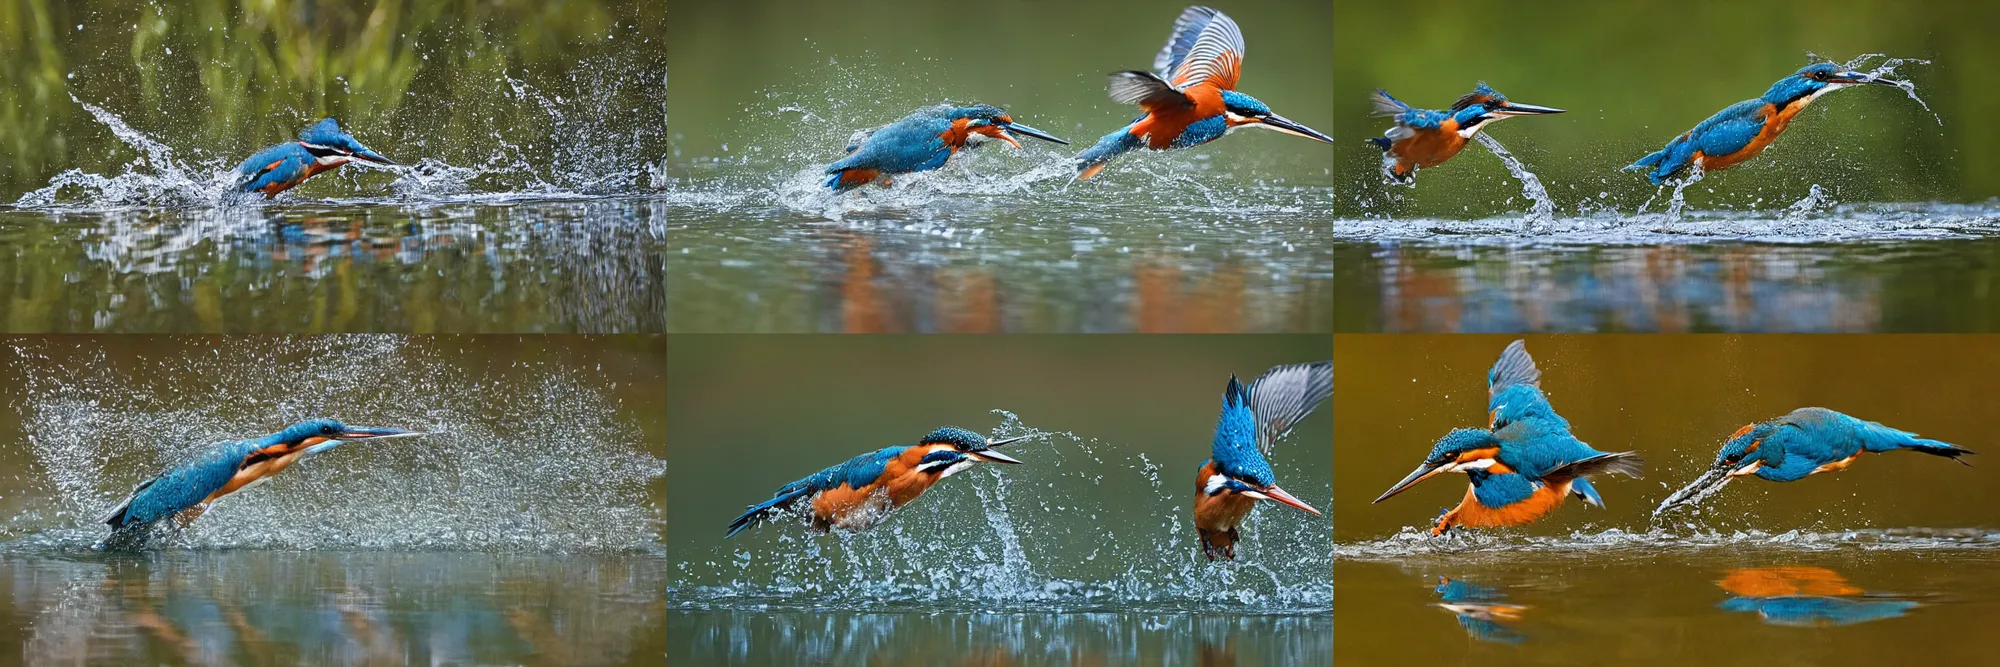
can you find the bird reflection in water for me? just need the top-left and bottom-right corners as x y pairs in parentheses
(1433, 576), (1528, 643)
(1378, 244), (1881, 333)
(1716, 566), (1917, 627)
(824, 229), (1263, 333)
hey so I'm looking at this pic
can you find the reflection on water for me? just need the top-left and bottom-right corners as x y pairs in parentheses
(1434, 577), (1528, 644)
(1717, 566), (1917, 627)
(1335, 220), (2000, 332)
(0, 550), (664, 666)
(667, 195), (1333, 333)
(1337, 550), (1994, 665)
(669, 610), (1328, 666)
(0, 199), (666, 332)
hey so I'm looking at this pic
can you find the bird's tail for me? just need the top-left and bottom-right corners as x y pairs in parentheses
(724, 485), (815, 538)
(1547, 451), (1646, 483)
(822, 168), (880, 193)
(1075, 126), (1143, 180)
(1626, 133), (1697, 185)
(1856, 420), (1976, 464)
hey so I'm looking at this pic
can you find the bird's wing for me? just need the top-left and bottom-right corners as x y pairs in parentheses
(1469, 472), (1538, 509)
(1108, 71), (1194, 112)
(1544, 451), (1645, 481)
(1154, 6), (1244, 91)
(1370, 90), (1411, 116)
(1689, 102), (1769, 158)
(1487, 339), (1541, 401)
(104, 442), (254, 529)
(1248, 361), (1332, 456)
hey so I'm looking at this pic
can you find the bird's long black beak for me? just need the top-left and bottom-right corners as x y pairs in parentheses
(353, 149), (398, 166)
(1254, 113), (1336, 144)
(1492, 102), (1565, 117)
(1244, 484), (1322, 515)
(967, 434), (1030, 464)
(1000, 121), (1069, 146)
(1373, 461), (1448, 504)
(337, 426), (423, 441)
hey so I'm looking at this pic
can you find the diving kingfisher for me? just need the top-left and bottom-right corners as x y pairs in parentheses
(1075, 6), (1334, 180)
(1654, 407), (1973, 517)
(235, 118), (397, 197)
(98, 419), (421, 545)
(1435, 577), (1529, 644)
(1628, 62), (1907, 184)
(1373, 340), (1644, 536)
(1369, 83), (1563, 183)
(725, 426), (1029, 537)
(1193, 361), (1331, 561)
(823, 104), (1067, 192)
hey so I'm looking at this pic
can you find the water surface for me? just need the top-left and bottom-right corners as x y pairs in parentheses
(665, 0), (1334, 333)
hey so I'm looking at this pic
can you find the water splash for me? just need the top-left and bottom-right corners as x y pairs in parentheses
(1471, 133), (1556, 231)
(1825, 52), (1940, 125)
(671, 410), (1331, 613)
(4, 337), (665, 552)
(1337, 526), (2000, 560)
(12, 96), (246, 209)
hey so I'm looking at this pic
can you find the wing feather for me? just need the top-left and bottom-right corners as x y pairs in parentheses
(1154, 6), (1244, 90)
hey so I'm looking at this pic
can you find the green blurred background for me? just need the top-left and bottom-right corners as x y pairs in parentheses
(667, 0), (1332, 183)
(1334, 335), (2000, 541)
(0, 0), (667, 200)
(1334, 0), (1998, 217)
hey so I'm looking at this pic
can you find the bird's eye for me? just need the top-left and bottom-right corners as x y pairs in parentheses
(1724, 454), (1741, 464)
(321, 425), (337, 435)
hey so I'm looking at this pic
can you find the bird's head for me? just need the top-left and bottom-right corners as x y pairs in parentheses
(1654, 422), (1777, 517)
(948, 105), (1069, 149)
(1219, 90), (1335, 144)
(1764, 62), (1904, 106)
(1373, 428), (1505, 503)
(297, 118), (396, 167)
(272, 419), (422, 455)
(1445, 82), (1564, 138)
(912, 426), (1029, 477)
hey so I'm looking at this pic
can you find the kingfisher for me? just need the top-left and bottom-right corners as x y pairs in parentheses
(1373, 340), (1644, 535)
(1369, 83), (1564, 183)
(1075, 6), (1334, 180)
(725, 426), (1029, 537)
(1654, 407), (1973, 517)
(1628, 62), (1907, 184)
(823, 104), (1067, 192)
(1716, 566), (1916, 627)
(235, 118), (397, 197)
(1193, 361), (1331, 561)
(97, 419), (421, 545)
(1434, 577), (1528, 644)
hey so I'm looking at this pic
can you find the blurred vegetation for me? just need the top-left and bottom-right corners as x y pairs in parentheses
(0, 0), (668, 199)
(1335, 0), (2000, 217)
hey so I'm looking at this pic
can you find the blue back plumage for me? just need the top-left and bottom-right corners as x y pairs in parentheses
(1211, 375), (1273, 486)
(1722, 407), (1972, 482)
(724, 445), (910, 537)
(113, 419), (349, 529)
(299, 118), (362, 151)
(825, 104), (1010, 189)
(1720, 596), (1916, 627)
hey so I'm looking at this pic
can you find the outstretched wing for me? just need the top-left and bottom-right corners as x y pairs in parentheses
(1487, 339), (1541, 401)
(1545, 451), (1646, 481)
(1108, 71), (1193, 112)
(1247, 361), (1333, 456)
(1153, 6), (1244, 91)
